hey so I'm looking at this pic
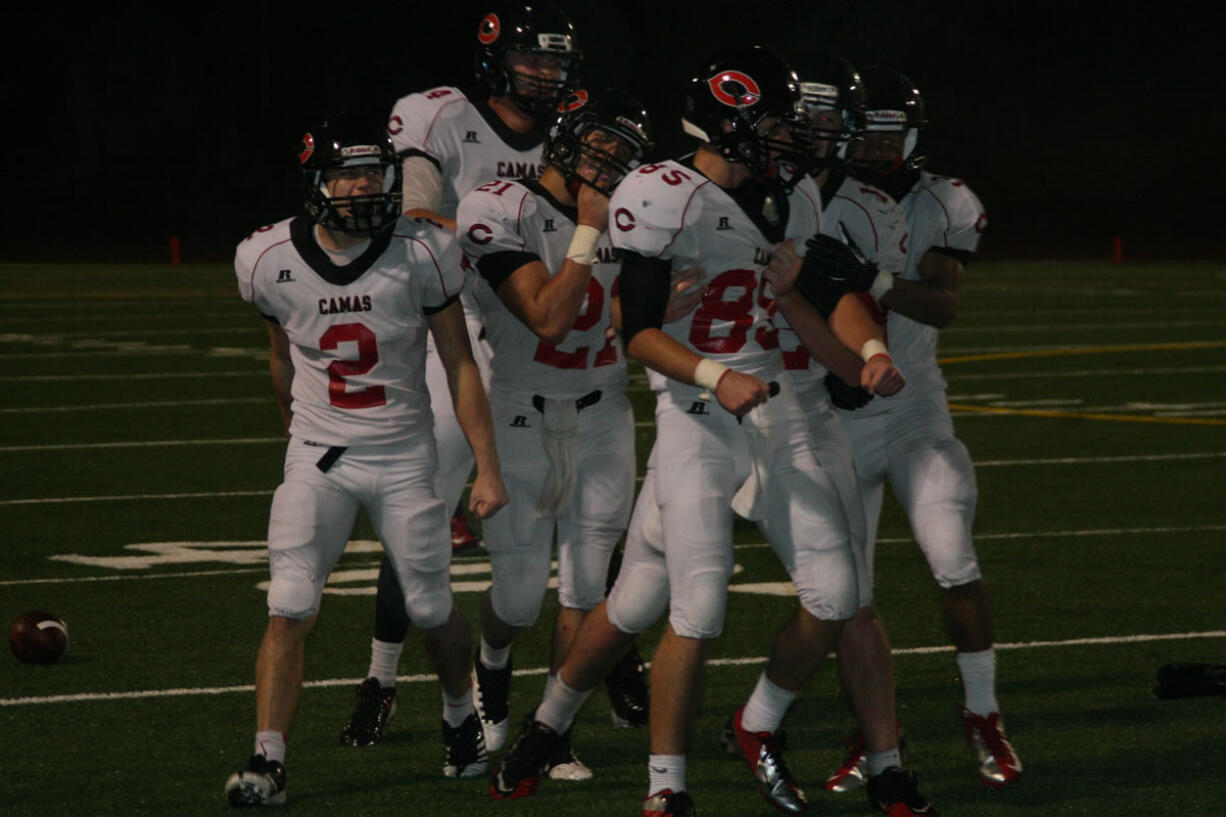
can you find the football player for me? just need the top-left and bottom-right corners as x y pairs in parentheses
(342, 1), (644, 750)
(456, 86), (653, 782)
(843, 66), (1022, 788)
(769, 54), (924, 806)
(224, 115), (507, 808)
(490, 46), (907, 817)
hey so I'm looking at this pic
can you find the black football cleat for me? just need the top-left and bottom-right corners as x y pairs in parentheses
(866, 767), (937, 816)
(339, 677), (396, 747)
(443, 712), (489, 778)
(473, 650), (512, 752)
(544, 728), (592, 781)
(606, 643), (649, 728)
(489, 718), (560, 799)
(225, 754), (286, 807)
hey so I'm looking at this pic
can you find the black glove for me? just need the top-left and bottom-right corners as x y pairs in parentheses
(824, 371), (872, 410)
(793, 232), (880, 316)
(1154, 663), (1226, 699)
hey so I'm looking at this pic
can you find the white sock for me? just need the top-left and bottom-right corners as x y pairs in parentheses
(867, 749), (902, 777)
(443, 687), (474, 727)
(537, 672), (592, 734)
(648, 754), (686, 796)
(254, 730), (286, 764)
(367, 638), (402, 688)
(957, 648), (999, 716)
(740, 673), (796, 735)
(480, 638), (511, 670)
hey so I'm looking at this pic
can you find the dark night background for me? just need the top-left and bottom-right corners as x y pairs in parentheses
(5, 0), (1221, 263)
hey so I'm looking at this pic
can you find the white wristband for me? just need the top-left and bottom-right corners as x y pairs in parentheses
(693, 358), (730, 392)
(860, 339), (890, 362)
(869, 269), (895, 301)
(566, 225), (603, 266)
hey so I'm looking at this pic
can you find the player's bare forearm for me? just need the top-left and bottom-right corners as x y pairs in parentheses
(879, 250), (961, 328)
(266, 323), (294, 434)
(428, 306), (502, 480)
(774, 289), (862, 385)
(828, 293), (886, 358)
(626, 328), (769, 416)
(500, 258), (596, 344)
(403, 208), (457, 233)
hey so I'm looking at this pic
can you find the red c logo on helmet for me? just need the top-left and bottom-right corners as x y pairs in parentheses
(298, 133), (315, 164)
(707, 71), (761, 108)
(478, 13), (500, 45)
(468, 223), (494, 245)
(558, 89), (589, 113)
(614, 208), (636, 232)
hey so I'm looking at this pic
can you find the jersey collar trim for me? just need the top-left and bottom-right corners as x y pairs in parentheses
(520, 178), (578, 224)
(471, 89), (548, 152)
(290, 216), (394, 286)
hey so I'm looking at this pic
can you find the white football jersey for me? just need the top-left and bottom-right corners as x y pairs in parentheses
(457, 179), (627, 398)
(388, 86), (546, 219)
(235, 216), (463, 446)
(609, 159), (822, 390)
(868, 169), (986, 403)
(778, 174), (909, 391)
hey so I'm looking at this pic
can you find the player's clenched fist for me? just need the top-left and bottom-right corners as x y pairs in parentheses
(714, 369), (772, 416)
(860, 354), (905, 397)
(469, 471), (509, 519)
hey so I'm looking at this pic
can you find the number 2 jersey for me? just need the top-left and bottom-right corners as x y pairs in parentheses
(456, 179), (626, 398)
(235, 216), (463, 446)
(609, 159), (822, 390)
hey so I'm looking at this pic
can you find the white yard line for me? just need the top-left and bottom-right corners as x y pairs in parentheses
(3, 524), (1222, 587)
(3, 629), (1222, 707)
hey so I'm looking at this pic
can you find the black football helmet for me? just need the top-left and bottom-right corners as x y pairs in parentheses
(474, 1), (583, 118)
(544, 87), (654, 195)
(297, 115), (402, 237)
(682, 45), (814, 182)
(794, 54), (866, 171)
(855, 66), (927, 178)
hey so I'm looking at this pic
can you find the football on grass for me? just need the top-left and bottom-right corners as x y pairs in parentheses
(9, 611), (69, 664)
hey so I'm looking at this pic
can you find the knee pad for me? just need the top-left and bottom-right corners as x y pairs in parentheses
(667, 567), (731, 639)
(401, 569), (455, 630)
(267, 548), (324, 619)
(555, 532), (617, 611)
(606, 558), (670, 635)
(487, 546), (551, 629)
(790, 542), (861, 623)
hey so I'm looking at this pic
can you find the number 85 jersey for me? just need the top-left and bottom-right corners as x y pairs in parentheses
(609, 159), (822, 380)
(235, 215), (464, 446)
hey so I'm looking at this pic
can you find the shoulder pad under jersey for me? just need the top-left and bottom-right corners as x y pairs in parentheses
(609, 162), (710, 258)
(234, 218), (294, 305)
(387, 86), (469, 157)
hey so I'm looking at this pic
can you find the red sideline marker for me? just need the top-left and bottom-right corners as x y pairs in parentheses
(1112, 235), (1123, 264)
(170, 236), (181, 266)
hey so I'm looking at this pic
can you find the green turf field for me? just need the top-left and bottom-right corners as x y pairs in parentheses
(1, 260), (1223, 816)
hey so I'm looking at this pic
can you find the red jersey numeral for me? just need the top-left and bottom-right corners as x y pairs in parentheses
(476, 180), (514, 196)
(320, 323), (386, 409)
(533, 278), (614, 369)
(689, 268), (776, 354)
